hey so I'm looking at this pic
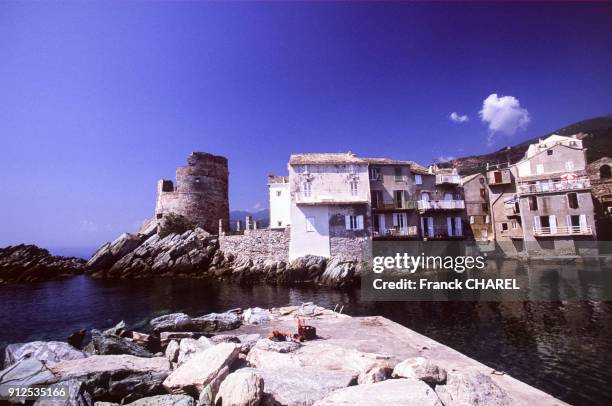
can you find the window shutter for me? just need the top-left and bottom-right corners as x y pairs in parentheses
(566, 215), (572, 232)
(392, 214), (398, 227)
(419, 217), (425, 236)
(379, 214), (386, 234)
(345, 215), (351, 230)
(470, 216), (475, 224)
(485, 215), (490, 224)
(579, 214), (588, 232)
(357, 215), (364, 230)
(534, 216), (541, 230)
(447, 217), (453, 236)
(549, 215), (557, 234)
(427, 217), (434, 237)
(455, 217), (462, 236)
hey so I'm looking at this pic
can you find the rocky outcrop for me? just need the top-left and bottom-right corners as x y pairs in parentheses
(3, 341), (87, 368)
(86, 227), (359, 287)
(0, 245), (86, 284)
(214, 370), (263, 406)
(392, 356), (447, 385)
(434, 369), (512, 406)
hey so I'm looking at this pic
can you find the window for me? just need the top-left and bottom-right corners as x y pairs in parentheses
(470, 216), (475, 224)
(536, 164), (544, 174)
(568, 192), (579, 209)
(479, 178), (485, 185)
(394, 190), (405, 208)
(529, 196), (538, 211)
(600, 165), (612, 179)
(482, 203), (489, 212)
(369, 167), (380, 180)
(485, 215), (490, 224)
(493, 171), (502, 183)
(547, 150), (553, 156)
(501, 223), (508, 231)
(480, 188), (486, 198)
(194, 177), (201, 183)
(350, 181), (359, 196)
(512, 220), (519, 229)
(345, 215), (364, 230)
(394, 167), (403, 182)
(565, 161), (574, 171)
(277, 221), (282, 227)
(276, 190), (282, 197)
(295, 165), (309, 174)
(415, 174), (422, 185)
(303, 182), (312, 198)
(306, 217), (315, 232)
(371, 190), (382, 209)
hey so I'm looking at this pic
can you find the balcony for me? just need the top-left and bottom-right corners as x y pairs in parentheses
(372, 200), (417, 211)
(295, 193), (368, 205)
(374, 226), (419, 239)
(435, 174), (462, 185)
(533, 225), (593, 237)
(417, 200), (465, 211)
(518, 177), (591, 195)
(423, 226), (464, 239)
(487, 171), (512, 185)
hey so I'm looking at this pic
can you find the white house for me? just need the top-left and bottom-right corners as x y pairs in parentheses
(268, 175), (291, 229)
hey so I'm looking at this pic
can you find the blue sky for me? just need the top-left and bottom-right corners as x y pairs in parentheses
(1, 2), (611, 254)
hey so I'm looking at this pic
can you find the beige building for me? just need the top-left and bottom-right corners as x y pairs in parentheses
(462, 173), (493, 241)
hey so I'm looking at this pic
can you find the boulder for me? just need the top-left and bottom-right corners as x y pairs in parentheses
(89, 333), (154, 358)
(209, 335), (240, 345)
(163, 343), (240, 396)
(313, 378), (443, 406)
(165, 340), (180, 363)
(176, 338), (212, 365)
(160, 332), (199, 345)
(87, 233), (142, 270)
(245, 367), (355, 406)
(48, 355), (171, 403)
(0, 358), (57, 399)
(4, 341), (87, 368)
(358, 365), (393, 384)
(236, 334), (261, 354)
(33, 379), (93, 406)
(392, 357), (447, 384)
(242, 308), (272, 325)
(253, 339), (301, 353)
(316, 257), (356, 287)
(67, 329), (87, 349)
(150, 313), (193, 333)
(190, 312), (241, 333)
(214, 370), (263, 406)
(434, 369), (512, 406)
(126, 394), (195, 406)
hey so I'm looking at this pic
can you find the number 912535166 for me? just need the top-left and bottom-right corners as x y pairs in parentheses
(1, 384), (71, 401)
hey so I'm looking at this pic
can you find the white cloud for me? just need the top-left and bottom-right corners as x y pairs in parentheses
(251, 202), (263, 211)
(436, 156), (456, 163)
(449, 112), (469, 123)
(479, 93), (530, 140)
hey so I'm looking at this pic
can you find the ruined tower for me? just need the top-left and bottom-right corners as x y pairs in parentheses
(155, 152), (229, 234)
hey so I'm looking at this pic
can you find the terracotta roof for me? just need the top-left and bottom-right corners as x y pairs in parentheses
(289, 152), (367, 165)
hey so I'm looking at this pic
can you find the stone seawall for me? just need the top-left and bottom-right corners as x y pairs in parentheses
(219, 228), (290, 262)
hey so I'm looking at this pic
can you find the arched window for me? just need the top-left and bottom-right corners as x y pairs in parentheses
(600, 165), (611, 179)
(421, 192), (431, 201)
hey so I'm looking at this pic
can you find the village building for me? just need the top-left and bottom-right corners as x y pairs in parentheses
(462, 173), (493, 241)
(486, 134), (596, 255)
(587, 157), (612, 241)
(267, 175), (290, 229)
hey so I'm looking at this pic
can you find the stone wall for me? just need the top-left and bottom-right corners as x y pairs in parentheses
(219, 228), (290, 262)
(329, 236), (371, 262)
(155, 152), (229, 234)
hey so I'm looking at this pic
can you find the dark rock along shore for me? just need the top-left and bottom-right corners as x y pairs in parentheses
(84, 222), (359, 288)
(0, 244), (86, 284)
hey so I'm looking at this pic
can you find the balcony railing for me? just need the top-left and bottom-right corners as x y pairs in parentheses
(435, 174), (462, 185)
(417, 200), (465, 210)
(533, 225), (593, 237)
(423, 226), (463, 239)
(295, 193), (368, 205)
(518, 177), (591, 194)
(372, 201), (417, 210)
(375, 226), (419, 238)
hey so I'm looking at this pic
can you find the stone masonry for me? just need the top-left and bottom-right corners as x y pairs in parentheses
(219, 228), (290, 262)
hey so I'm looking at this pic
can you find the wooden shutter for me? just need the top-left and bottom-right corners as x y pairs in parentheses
(447, 217), (453, 236)
(455, 217), (462, 236)
(549, 215), (557, 234)
(357, 215), (364, 230)
(345, 215), (351, 230)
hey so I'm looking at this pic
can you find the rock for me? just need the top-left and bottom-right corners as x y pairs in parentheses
(316, 257), (356, 287)
(67, 330), (87, 349)
(314, 378), (443, 406)
(138, 219), (159, 239)
(160, 332), (199, 344)
(163, 343), (240, 396)
(177, 338), (212, 365)
(242, 308), (272, 325)
(87, 233), (142, 271)
(358, 365), (393, 384)
(103, 321), (126, 336)
(90, 334), (155, 358)
(150, 313), (193, 333)
(0, 244), (85, 284)
(48, 355), (171, 403)
(165, 340), (180, 363)
(34, 379), (93, 406)
(209, 335), (240, 345)
(126, 394), (195, 406)
(434, 369), (512, 406)
(0, 359), (57, 399)
(392, 357), (447, 384)
(253, 339), (301, 353)
(4, 341), (87, 368)
(215, 370), (263, 406)
(190, 312), (241, 333)
(122, 331), (160, 353)
(236, 334), (261, 353)
(245, 367), (355, 406)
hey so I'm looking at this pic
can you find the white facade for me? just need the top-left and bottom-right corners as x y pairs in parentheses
(289, 204), (330, 259)
(268, 181), (290, 228)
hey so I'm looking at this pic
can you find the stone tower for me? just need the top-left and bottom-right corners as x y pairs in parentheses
(155, 152), (229, 234)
